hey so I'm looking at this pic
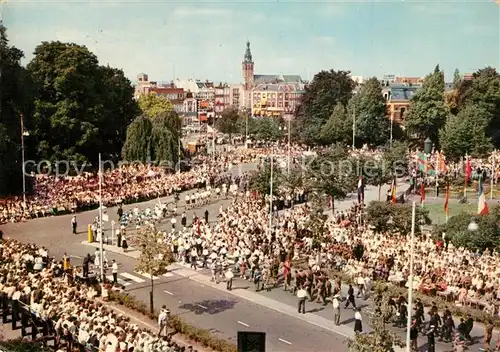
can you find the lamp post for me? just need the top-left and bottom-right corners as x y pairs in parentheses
(268, 148), (274, 238)
(20, 114), (28, 206)
(98, 153), (104, 282)
(389, 115), (393, 149)
(468, 219), (478, 232)
(405, 201), (417, 352)
(352, 105), (356, 150)
(287, 116), (291, 175)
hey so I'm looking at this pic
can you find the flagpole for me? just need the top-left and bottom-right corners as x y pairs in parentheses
(406, 200), (417, 352)
(268, 148), (273, 238)
(491, 151), (495, 200)
(98, 153), (104, 283)
(435, 153), (439, 197)
(464, 153), (468, 199)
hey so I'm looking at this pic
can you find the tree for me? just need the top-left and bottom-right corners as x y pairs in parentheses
(347, 285), (404, 352)
(319, 103), (352, 145)
(365, 201), (430, 235)
(122, 116), (153, 162)
(0, 25), (32, 195)
(439, 104), (492, 162)
(434, 210), (500, 252)
(307, 145), (357, 210)
(138, 93), (174, 118)
(27, 41), (137, 163)
(360, 156), (392, 201)
(382, 141), (409, 177)
(349, 77), (390, 147)
(295, 70), (355, 144)
(456, 67), (500, 146)
(252, 117), (283, 141)
(133, 225), (175, 314)
(452, 68), (461, 90)
(404, 66), (448, 143)
(216, 106), (240, 140)
(249, 160), (282, 197)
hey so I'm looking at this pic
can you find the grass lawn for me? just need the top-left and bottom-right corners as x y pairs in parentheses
(423, 202), (476, 225)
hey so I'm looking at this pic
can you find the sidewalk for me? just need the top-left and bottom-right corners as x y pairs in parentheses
(97, 298), (213, 352)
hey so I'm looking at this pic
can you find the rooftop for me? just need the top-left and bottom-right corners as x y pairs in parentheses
(254, 74), (303, 85)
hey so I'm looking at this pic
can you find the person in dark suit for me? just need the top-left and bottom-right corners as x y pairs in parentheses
(204, 209), (209, 224)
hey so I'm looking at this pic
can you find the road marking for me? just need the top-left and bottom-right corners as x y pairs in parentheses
(106, 276), (132, 287)
(163, 273), (174, 278)
(71, 255), (84, 259)
(196, 304), (207, 310)
(164, 290), (174, 296)
(121, 272), (145, 283)
(237, 321), (249, 327)
(136, 272), (159, 280)
(278, 338), (292, 345)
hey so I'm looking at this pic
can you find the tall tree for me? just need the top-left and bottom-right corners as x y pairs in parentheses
(0, 25), (33, 195)
(138, 93), (180, 141)
(295, 70), (355, 144)
(27, 41), (137, 164)
(439, 104), (492, 161)
(253, 117), (283, 141)
(133, 225), (175, 314)
(215, 106), (240, 140)
(452, 68), (461, 89)
(349, 77), (390, 147)
(404, 66), (448, 143)
(122, 116), (153, 162)
(456, 67), (500, 146)
(319, 103), (351, 145)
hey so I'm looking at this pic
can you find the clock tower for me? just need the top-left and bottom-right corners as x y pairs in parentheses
(242, 41), (254, 90)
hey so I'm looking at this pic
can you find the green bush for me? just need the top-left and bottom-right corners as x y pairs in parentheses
(109, 291), (237, 352)
(434, 209), (500, 251)
(0, 338), (50, 352)
(365, 201), (430, 235)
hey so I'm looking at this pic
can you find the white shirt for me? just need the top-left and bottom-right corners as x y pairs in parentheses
(332, 298), (340, 309)
(112, 263), (118, 274)
(355, 311), (362, 321)
(297, 289), (307, 299)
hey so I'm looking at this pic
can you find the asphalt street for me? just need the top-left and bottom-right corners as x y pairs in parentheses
(3, 176), (490, 352)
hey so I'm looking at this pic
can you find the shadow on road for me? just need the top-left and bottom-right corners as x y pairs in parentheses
(179, 299), (238, 315)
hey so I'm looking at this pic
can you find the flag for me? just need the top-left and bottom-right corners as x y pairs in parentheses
(478, 178), (489, 215)
(417, 153), (436, 176)
(197, 218), (201, 236)
(465, 157), (472, 183)
(391, 179), (397, 204)
(420, 181), (426, 203)
(444, 183), (450, 215)
(438, 152), (448, 173)
(357, 176), (364, 204)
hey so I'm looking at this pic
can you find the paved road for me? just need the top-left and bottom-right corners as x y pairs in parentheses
(6, 179), (486, 352)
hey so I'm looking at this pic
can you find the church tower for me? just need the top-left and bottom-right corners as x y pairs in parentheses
(242, 41), (254, 90)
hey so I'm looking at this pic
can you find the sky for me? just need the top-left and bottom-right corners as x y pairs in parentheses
(2, 0), (499, 84)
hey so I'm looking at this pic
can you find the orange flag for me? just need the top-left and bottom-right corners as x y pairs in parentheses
(444, 183), (450, 215)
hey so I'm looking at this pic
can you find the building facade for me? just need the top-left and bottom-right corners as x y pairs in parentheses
(250, 83), (304, 117)
(146, 86), (186, 114)
(240, 41), (305, 117)
(383, 84), (419, 125)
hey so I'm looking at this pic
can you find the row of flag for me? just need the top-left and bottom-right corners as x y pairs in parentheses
(407, 152), (488, 216)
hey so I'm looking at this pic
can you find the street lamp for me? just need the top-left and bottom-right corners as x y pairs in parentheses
(468, 219), (479, 232)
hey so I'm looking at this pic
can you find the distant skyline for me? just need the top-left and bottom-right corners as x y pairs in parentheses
(2, 0), (499, 84)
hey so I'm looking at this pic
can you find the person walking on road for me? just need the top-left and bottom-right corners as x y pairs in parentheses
(332, 295), (341, 325)
(111, 259), (118, 285)
(345, 284), (357, 309)
(225, 267), (234, 291)
(354, 308), (363, 333)
(297, 286), (307, 314)
(158, 306), (170, 337)
(204, 209), (209, 224)
(71, 215), (77, 234)
(181, 212), (187, 227)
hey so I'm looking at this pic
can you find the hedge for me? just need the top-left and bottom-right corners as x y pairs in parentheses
(312, 266), (500, 329)
(108, 291), (237, 352)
